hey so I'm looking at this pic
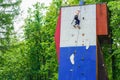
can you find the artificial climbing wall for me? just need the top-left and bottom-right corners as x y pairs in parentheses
(59, 5), (96, 80)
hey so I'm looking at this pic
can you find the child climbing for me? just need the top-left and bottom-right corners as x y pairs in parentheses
(71, 10), (81, 29)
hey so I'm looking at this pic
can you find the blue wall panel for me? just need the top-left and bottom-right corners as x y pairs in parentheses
(59, 46), (96, 80)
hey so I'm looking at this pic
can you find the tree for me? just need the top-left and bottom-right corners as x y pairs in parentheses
(24, 2), (46, 79)
(0, 0), (24, 79)
(0, 0), (21, 52)
(0, 42), (30, 80)
(24, 0), (62, 79)
(108, 1), (120, 80)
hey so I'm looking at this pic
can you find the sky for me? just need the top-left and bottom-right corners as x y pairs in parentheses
(14, 0), (52, 39)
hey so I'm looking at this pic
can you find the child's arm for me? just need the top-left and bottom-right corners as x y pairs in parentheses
(71, 19), (74, 24)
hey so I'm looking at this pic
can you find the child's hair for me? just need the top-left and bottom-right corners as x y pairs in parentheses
(75, 10), (80, 15)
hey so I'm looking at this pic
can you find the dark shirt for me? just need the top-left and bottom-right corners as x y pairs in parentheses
(74, 15), (79, 21)
(74, 15), (80, 25)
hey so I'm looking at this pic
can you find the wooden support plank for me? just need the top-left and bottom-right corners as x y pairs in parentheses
(96, 4), (108, 35)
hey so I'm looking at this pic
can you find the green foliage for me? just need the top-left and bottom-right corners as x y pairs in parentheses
(24, 3), (44, 79)
(43, 0), (62, 79)
(107, 1), (120, 80)
(0, 0), (3, 3)
(24, 1), (61, 79)
(101, 43), (113, 80)
(0, 0), (24, 79)
(0, 42), (30, 80)
(0, 0), (21, 52)
(66, 0), (79, 5)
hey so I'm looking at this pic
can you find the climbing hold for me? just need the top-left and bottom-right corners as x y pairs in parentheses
(75, 41), (77, 43)
(85, 39), (90, 49)
(72, 34), (74, 37)
(74, 50), (76, 55)
(70, 53), (75, 65)
(78, 65), (80, 68)
(81, 57), (84, 61)
(82, 33), (85, 36)
(81, 73), (84, 76)
(82, 44), (84, 46)
(70, 69), (73, 72)
(82, 17), (85, 20)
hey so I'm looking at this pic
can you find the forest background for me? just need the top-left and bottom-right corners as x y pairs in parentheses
(0, 0), (120, 80)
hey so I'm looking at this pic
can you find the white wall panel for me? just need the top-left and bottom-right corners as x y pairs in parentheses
(60, 5), (96, 47)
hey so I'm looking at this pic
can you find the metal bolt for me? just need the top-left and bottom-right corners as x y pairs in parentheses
(78, 65), (80, 68)
(81, 57), (84, 61)
(75, 41), (77, 43)
(82, 44), (84, 46)
(72, 34), (74, 37)
(81, 73), (84, 76)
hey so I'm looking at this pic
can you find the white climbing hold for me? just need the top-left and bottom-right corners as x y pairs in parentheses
(70, 53), (75, 65)
(85, 39), (90, 49)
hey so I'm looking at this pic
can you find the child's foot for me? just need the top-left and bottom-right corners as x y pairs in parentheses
(77, 26), (80, 29)
(73, 25), (76, 28)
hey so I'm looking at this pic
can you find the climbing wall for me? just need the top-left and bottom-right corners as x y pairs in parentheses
(59, 5), (96, 80)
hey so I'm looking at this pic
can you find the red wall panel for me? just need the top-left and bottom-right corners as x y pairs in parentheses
(54, 10), (61, 62)
(96, 4), (108, 35)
